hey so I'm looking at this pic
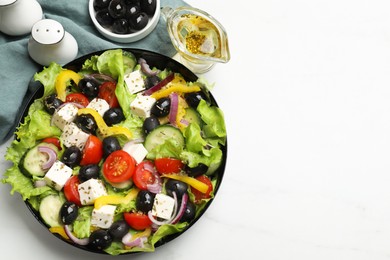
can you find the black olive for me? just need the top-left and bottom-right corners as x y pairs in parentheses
(78, 164), (100, 182)
(108, 220), (130, 240)
(185, 163), (209, 177)
(136, 190), (155, 213)
(140, 0), (156, 15)
(88, 229), (113, 251)
(165, 179), (188, 199)
(112, 18), (130, 34)
(61, 146), (82, 168)
(96, 9), (114, 27)
(142, 116), (160, 135)
(94, 0), (110, 10)
(129, 12), (148, 30)
(126, 3), (141, 19)
(74, 114), (97, 134)
(179, 200), (196, 223)
(60, 201), (79, 225)
(78, 78), (99, 99)
(108, 0), (127, 19)
(102, 136), (121, 158)
(144, 75), (160, 89)
(43, 94), (63, 114)
(151, 97), (171, 117)
(184, 91), (208, 108)
(103, 107), (125, 126)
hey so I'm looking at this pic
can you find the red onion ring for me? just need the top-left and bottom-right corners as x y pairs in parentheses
(144, 163), (162, 194)
(168, 92), (179, 126)
(144, 73), (174, 96)
(171, 193), (188, 224)
(64, 225), (89, 246)
(139, 58), (159, 76)
(121, 233), (147, 248)
(38, 146), (57, 170)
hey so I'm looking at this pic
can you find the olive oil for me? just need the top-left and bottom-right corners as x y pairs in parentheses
(176, 14), (222, 59)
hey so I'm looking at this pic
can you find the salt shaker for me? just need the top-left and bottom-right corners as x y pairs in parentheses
(28, 19), (78, 66)
(0, 0), (43, 36)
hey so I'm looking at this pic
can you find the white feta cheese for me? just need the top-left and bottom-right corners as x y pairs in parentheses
(122, 142), (148, 164)
(151, 193), (175, 220)
(44, 161), (73, 191)
(130, 94), (156, 118)
(77, 179), (107, 205)
(86, 98), (110, 117)
(60, 123), (90, 150)
(124, 70), (145, 94)
(52, 103), (78, 130)
(91, 205), (117, 229)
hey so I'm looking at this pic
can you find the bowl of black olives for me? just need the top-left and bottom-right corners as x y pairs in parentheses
(89, 0), (160, 43)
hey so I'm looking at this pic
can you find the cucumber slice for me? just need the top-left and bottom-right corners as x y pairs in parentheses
(39, 195), (64, 227)
(101, 172), (133, 191)
(144, 125), (185, 152)
(183, 108), (202, 126)
(19, 143), (59, 177)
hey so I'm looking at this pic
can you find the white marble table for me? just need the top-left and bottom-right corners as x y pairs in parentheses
(2, 0), (390, 259)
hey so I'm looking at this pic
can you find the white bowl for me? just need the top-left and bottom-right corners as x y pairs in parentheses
(89, 0), (160, 43)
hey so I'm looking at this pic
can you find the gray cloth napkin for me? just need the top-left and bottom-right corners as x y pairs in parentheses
(0, 0), (187, 144)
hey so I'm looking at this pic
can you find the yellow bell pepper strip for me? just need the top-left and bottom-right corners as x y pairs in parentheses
(77, 108), (132, 140)
(162, 174), (209, 193)
(49, 226), (70, 240)
(151, 84), (201, 100)
(55, 69), (82, 101)
(94, 188), (139, 209)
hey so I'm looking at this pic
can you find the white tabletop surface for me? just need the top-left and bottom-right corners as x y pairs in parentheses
(2, 0), (390, 259)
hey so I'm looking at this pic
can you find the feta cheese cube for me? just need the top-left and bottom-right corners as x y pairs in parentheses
(152, 193), (175, 220)
(52, 103), (78, 130)
(78, 179), (107, 205)
(130, 94), (156, 118)
(91, 205), (117, 229)
(122, 142), (148, 164)
(60, 123), (90, 150)
(86, 98), (110, 117)
(125, 70), (145, 94)
(44, 161), (73, 191)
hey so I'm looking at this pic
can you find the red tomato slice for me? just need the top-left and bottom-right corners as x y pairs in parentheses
(124, 212), (152, 230)
(98, 81), (119, 108)
(66, 93), (89, 107)
(154, 158), (184, 174)
(42, 137), (62, 150)
(190, 175), (213, 204)
(133, 161), (156, 190)
(103, 150), (136, 183)
(64, 175), (81, 206)
(80, 135), (103, 166)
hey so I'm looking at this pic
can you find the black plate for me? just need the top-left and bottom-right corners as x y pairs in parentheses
(21, 48), (227, 254)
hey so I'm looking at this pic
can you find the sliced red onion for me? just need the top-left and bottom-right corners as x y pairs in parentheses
(144, 73), (174, 96)
(34, 179), (47, 188)
(139, 58), (159, 76)
(38, 145), (57, 170)
(64, 225), (89, 246)
(171, 193), (188, 224)
(145, 163), (162, 194)
(122, 233), (147, 248)
(180, 118), (190, 127)
(84, 73), (115, 82)
(168, 92), (179, 126)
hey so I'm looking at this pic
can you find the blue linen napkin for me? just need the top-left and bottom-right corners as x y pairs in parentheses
(0, 0), (187, 144)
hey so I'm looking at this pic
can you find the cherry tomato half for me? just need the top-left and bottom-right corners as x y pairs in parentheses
(103, 150), (135, 183)
(66, 93), (89, 107)
(154, 158), (184, 174)
(80, 135), (103, 166)
(133, 161), (156, 190)
(190, 175), (213, 204)
(64, 175), (81, 206)
(42, 137), (61, 150)
(99, 81), (119, 108)
(123, 212), (152, 230)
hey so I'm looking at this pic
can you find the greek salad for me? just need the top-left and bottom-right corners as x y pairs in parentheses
(2, 49), (226, 255)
